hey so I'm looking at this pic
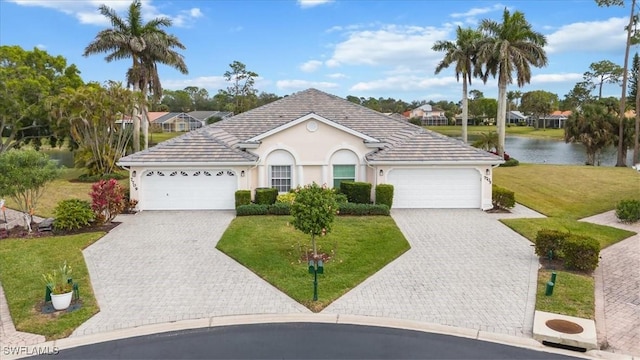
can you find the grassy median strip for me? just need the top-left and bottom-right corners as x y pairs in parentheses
(536, 269), (595, 319)
(216, 216), (410, 312)
(0, 232), (103, 339)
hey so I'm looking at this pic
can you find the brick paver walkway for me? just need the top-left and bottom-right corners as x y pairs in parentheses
(0, 282), (45, 350)
(322, 209), (539, 337)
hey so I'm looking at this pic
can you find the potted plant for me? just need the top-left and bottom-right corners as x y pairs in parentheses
(42, 261), (74, 310)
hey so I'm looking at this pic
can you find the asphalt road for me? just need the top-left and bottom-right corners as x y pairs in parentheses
(31, 323), (584, 359)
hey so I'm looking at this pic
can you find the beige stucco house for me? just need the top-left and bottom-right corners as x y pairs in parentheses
(118, 89), (503, 210)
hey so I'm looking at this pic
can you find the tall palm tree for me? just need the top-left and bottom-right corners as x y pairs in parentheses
(432, 26), (483, 144)
(478, 9), (548, 157)
(83, 0), (188, 152)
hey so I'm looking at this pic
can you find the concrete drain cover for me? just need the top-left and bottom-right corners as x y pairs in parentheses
(545, 319), (583, 334)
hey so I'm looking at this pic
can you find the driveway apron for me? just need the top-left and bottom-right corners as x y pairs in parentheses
(72, 211), (309, 337)
(322, 209), (539, 337)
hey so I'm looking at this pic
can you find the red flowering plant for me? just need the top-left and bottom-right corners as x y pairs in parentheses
(89, 179), (126, 224)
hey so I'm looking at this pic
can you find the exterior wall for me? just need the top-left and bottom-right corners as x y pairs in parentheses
(375, 164), (495, 210)
(250, 118), (372, 191)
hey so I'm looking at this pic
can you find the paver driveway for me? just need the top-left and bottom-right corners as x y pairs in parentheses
(72, 211), (309, 337)
(323, 209), (539, 337)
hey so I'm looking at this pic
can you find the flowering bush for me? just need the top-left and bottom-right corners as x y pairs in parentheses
(89, 179), (125, 224)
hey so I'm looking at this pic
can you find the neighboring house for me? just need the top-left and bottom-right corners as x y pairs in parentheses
(116, 111), (168, 129)
(531, 110), (571, 128)
(188, 111), (233, 125)
(118, 89), (503, 211)
(506, 111), (529, 126)
(151, 112), (205, 132)
(409, 104), (448, 126)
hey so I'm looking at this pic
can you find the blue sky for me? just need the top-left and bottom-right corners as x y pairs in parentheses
(0, 0), (634, 103)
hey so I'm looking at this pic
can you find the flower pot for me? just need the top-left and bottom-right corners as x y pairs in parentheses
(51, 291), (73, 310)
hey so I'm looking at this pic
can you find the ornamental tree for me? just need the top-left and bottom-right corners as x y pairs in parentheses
(89, 179), (125, 224)
(290, 182), (338, 257)
(0, 149), (61, 231)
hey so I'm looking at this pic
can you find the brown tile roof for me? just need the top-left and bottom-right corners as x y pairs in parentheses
(119, 88), (501, 165)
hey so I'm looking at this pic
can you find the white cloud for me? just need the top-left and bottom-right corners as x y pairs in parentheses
(8, 0), (203, 27)
(35, 44), (46, 50)
(326, 73), (347, 79)
(162, 76), (227, 91)
(450, 4), (505, 18)
(326, 25), (450, 68)
(531, 73), (583, 83)
(300, 60), (323, 73)
(350, 75), (459, 92)
(297, 0), (333, 9)
(276, 79), (339, 91)
(546, 17), (627, 54)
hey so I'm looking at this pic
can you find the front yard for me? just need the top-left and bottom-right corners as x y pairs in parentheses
(216, 215), (410, 311)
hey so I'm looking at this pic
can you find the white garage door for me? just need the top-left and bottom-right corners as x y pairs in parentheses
(141, 169), (237, 210)
(387, 168), (481, 209)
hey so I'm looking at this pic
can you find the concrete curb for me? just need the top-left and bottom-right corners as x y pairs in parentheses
(3, 314), (636, 360)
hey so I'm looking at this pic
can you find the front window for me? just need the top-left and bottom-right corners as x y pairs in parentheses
(333, 165), (355, 189)
(271, 165), (291, 192)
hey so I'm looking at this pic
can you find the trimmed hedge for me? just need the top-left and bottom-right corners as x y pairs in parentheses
(375, 184), (394, 208)
(338, 203), (389, 216)
(255, 187), (278, 205)
(492, 185), (515, 209)
(500, 158), (520, 167)
(276, 192), (296, 204)
(535, 229), (569, 259)
(562, 234), (600, 272)
(616, 199), (640, 223)
(340, 181), (372, 204)
(235, 190), (251, 208)
(53, 199), (95, 231)
(77, 172), (127, 182)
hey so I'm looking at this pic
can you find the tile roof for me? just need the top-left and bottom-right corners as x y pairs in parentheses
(119, 88), (502, 165)
(188, 111), (233, 121)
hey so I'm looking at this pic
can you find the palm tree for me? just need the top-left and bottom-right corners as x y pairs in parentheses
(83, 0), (188, 152)
(565, 103), (616, 166)
(432, 26), (483, 144)
(478, 9), (548, 157)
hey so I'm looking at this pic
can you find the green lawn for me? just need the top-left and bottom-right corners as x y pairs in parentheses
(216, 216), (410, 311)
(149, 131), (182, 145)
(536, 270), (595, 319)
(495, 164), (638, 319)
(0, 232), (104, 339)
(426, 125), (565, 140)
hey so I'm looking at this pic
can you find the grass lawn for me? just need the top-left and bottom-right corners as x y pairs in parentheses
(4, 168), (129, 218)
(216, 215), (410, 311)
(536, 269), (595, 319)
(149, 132), (182, 145)
(494, 164), (640, 219)
(0, 232), (104, 339)
(426, 125), (564, 140)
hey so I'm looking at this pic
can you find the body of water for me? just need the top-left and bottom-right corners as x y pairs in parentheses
(504, 136), (634, 166)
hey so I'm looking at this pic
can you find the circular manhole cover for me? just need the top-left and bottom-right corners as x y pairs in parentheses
(545, 319), (584, 334)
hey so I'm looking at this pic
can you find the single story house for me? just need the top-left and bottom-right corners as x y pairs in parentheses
(151, 112), (205, 132)
(188, 111), (233, 124)
(118, 89), (503, 211)
(532, 110), (571, 128)
(506, 111), (529, 126)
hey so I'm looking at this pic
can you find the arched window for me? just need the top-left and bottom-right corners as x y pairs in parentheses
(267, 150), (295, 192)
(330, 150), (358, 189)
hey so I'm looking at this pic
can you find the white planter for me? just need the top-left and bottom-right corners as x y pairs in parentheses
(51, 291), (73, 310)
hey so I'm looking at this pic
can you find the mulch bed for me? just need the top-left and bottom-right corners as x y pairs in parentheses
(0, 222), (120, 240)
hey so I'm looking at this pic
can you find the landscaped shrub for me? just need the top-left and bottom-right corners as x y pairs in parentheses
(492, 185), (515, 209)
(236, 204), (269, 216)
(340, 181), (372, 204)
(535, 229), (569, 259)
(53, 199), (95, 231)
(89, 179), (126, 224)
(562, 234), (600, 272)
(375, 184), (394, 208)
(500, 158), (520, 167)
(255, 187), (278, 205)
(615, 199), (640, 223)
(235, 190), (251, 208)
(338, 203), (390, 216)
(268, 202), (291, 215)
(334, 192), (348, 204)
(77, 172), (127, 183)
(276, 192), (296, 204)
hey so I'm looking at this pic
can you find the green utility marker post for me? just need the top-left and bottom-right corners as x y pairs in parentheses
(308, 259), (324, 301)
(545, 281), (555, 296)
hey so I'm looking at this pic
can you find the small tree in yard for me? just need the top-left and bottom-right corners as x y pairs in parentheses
(290, 183), (338, 258)
(0, 149), (60, 231)
(89, 179), (125, 224)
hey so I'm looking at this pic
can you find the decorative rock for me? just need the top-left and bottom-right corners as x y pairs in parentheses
(38, 218), (54, 232)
